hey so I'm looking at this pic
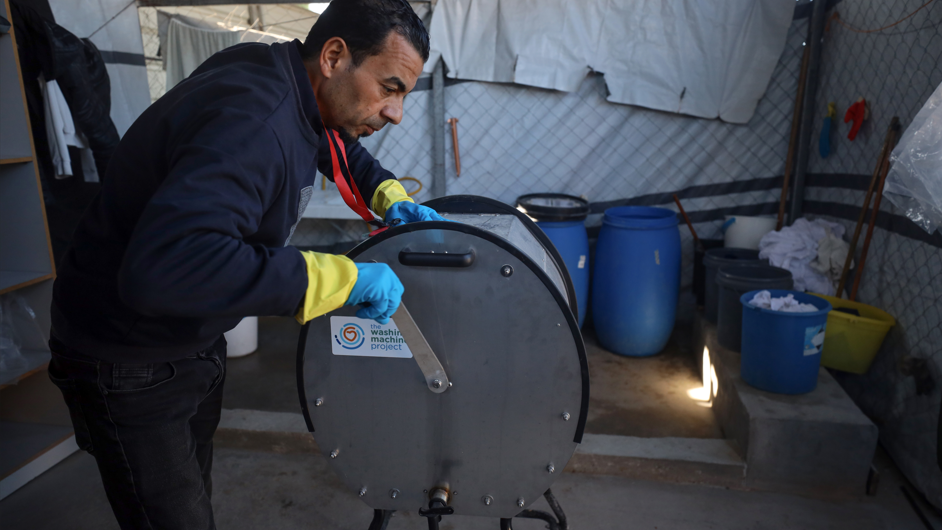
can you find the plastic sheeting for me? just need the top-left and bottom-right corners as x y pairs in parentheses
(884, 81), (942, 235)
(425, 0), (795, 123)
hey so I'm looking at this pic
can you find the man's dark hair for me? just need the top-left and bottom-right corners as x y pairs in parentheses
(301, 0), (430, 66)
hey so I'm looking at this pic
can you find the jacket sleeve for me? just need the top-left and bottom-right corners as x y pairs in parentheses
(116, 107), (307, 318)
(317, 132), (396, 212)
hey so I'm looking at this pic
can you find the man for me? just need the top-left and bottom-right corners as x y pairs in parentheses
(47, 0), (441, 527)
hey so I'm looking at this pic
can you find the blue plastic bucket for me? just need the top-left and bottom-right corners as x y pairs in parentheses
(592, 206), (680, 356)
(740, 289), (832, 394)
(536, 220), (589, 327)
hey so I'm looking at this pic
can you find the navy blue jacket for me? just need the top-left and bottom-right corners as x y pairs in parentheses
(51, 40), (395, 362)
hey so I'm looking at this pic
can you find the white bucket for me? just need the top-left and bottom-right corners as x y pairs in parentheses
(224, 316), (258, 358)
(722, 216), (776, 250)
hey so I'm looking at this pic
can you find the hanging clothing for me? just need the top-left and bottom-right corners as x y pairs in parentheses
(39, 77), (98, 182)
(10, 1), (119, 178)
(165, 17), (241, 89)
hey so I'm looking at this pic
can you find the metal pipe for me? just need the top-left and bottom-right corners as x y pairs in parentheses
(367, 509), (393, 530)
(543, 489), (568, 530)
(431, 59), (446, 198)
(787, 0), (829, 224)
(777, 45), (811, 231)
(517, 510), (559, 530)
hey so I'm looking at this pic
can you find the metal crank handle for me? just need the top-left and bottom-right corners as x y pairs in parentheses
(392, 303), (450, 394)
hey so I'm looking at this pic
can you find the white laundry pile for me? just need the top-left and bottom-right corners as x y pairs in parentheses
(758, 218), (851, 296)
(39, 77), (98, 182)
(748, 290), (819, 313)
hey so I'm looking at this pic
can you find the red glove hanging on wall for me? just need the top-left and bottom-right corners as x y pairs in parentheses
(844, 98), (867, 141)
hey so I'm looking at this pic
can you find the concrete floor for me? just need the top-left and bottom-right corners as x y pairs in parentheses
(582, 329), (723, 439)
(2, 444), (936, 530)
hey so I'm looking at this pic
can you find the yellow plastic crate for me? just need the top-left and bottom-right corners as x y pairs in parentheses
(810, 293), (895, 374)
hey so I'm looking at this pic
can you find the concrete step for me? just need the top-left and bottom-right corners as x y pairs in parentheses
(568, 434), (746, 488)
(694, 313), (879, 499)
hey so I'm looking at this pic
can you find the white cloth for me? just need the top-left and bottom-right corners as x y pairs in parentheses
(810, 230), (853, 282)
(749, 290), (819, 313)
(758, 218), (849, 296)
(165, 17), (241, 90)
(39, 77), (98, 182)
(425, 0), (795, 123)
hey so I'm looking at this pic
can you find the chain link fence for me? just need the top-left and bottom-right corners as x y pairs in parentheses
(802, 0), (942, 508)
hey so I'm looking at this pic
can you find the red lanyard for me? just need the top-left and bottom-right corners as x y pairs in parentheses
(322, 124), (388, 235)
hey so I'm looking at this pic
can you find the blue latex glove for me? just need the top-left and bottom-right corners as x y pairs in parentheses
(384, 201), (451, 225)
(345, 263), (404, 324)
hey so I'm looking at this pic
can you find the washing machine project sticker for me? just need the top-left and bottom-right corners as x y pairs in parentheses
(803, 324), (826, 356)
(330, 317), (413, 358)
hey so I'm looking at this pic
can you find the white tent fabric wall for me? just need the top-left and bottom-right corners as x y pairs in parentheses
(425, 0), (796, 123)
(800, 0), (942, 509)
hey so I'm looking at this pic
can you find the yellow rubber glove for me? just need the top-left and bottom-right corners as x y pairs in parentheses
(371, 179), (413, 218)
(295, 251), (359, 325)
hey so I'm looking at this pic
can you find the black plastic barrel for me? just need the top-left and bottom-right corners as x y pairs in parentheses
(517, 194), (590, 327)
(716, 265), (794, 351)
(693, 239), (724, 305)
(703, 248), (766, 323)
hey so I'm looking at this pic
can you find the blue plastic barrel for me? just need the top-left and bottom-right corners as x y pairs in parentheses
(517, 194), (590, 327)
(740, 289), (832, 394)
(536, 221), (589, 326)
(592, 206), (681, 356)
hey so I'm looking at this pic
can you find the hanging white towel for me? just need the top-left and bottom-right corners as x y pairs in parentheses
(165, 17), (241, 90)
(39, 77), (99, 182)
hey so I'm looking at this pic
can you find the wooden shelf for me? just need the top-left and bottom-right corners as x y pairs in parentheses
(0, 422), (77, 500)
(0, 157), (32, 165)
(0, 349), (51, 388)
(0, 0), (66, 501)
(0, 270), (54, 295)
(0, 421), (72, 479)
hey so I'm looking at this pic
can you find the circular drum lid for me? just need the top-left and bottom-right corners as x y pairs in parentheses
(297, 221), (588, 518)
(516, 193), (590, 222)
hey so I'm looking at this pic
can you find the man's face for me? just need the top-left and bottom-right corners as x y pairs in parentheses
(318, 32), (424, 143)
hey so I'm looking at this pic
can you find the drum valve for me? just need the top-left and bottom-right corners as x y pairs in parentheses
(419, 487), (454, 529)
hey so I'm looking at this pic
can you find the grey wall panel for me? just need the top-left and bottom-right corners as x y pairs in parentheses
(0, 30), (32, 160)
(0, 163), (53, 279)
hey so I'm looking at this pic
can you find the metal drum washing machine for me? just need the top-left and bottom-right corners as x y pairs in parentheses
(297, 196), (588, 530)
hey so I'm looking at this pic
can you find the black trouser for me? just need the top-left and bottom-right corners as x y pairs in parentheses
(48, 336), (227, 530)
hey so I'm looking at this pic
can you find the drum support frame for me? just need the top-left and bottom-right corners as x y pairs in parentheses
(366, 489), (569, 530)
